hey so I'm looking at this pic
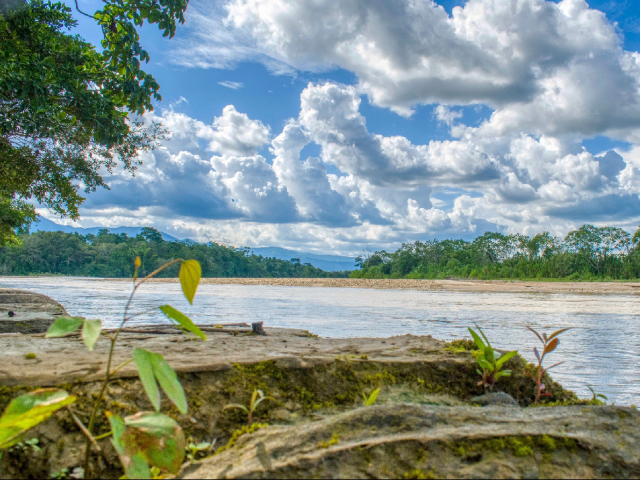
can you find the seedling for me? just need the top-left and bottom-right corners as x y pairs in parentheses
(186, 441), (213, 462)
(587, 386), (608, 403)
(362, 388), (380, 406)
(223, 389), (274, 426)
(526, 326), (570, 403)
(468, 325), (517, 390)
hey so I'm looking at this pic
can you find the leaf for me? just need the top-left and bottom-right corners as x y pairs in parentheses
(149, 352), (187, 414)
(468, 327), (486, 351)
(110, 412), (186, 478)
(0, 390), (76, 449)
(45, 316), (84, 337)
(179, 260), (201, 305)
(543, 338), (560, 355)
(495, 350), (517, 368)
(82, 319), (102, 351)
(222, 404), (249, 413)
(526, 326), (544, 344)
(133, 349), (160, 412)
(159, 305), (206, 340)
(365, 388), (380, 406)
(478, 358), (492, 372)
(548, 328), (571, 341)
(533, 347), (540, 362)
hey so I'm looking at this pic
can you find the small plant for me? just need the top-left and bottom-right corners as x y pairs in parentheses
(186, 441), (212, 462)
(25, 353), (36, 360)
(587, 386), (608, 403)
(362, 388), (380, 406)
(1, 256), (206, 480)
(526, 326), (569, 403)
(223, 389), (274, 426)
(468, 325), (517, 390)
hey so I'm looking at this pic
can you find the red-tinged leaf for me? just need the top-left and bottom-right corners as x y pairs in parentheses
(548, 328), (571, 341)
(545, 361), (565, 371)
(533, 347), (540, 362)
(543, 338), (559, 355)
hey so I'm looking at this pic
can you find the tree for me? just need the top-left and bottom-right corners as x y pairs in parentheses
(0, 0), (189, 244)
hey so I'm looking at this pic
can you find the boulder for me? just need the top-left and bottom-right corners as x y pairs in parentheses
(180, 403), (640, 479)
(0, 288), (67, 334)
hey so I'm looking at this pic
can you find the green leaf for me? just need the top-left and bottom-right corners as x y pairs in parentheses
(149, 352), (187, 414)
(478, 359), (492, 372)
(45, 316), (84, 337)
(123, 412), (186, 475)
(0, 389), (76, 449)
(159, 305), (206, 341)
(468, 327), (486, 351)
(82, 319), (102, 351)
(548, 328), (571, 341)
(222, 404), (249, 413)
(495, 351), (518, 368)
(179, 260), (201, 305)
(133, 349), (160, 412)
(365, 388), (380, 406)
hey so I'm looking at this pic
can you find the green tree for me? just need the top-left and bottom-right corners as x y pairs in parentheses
(0, 0), (189, 244)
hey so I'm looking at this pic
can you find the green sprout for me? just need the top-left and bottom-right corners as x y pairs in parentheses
(468, 325), (517, 390)
(223, 389), (274, 426)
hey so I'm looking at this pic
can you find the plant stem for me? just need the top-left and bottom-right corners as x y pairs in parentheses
(81, 258), (184, 478)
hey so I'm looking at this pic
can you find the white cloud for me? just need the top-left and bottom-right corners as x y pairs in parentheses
(218, 81), (244, 89)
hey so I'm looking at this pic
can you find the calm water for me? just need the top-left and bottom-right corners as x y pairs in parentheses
(3, 276), (639, 405)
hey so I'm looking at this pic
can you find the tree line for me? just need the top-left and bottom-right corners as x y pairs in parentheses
(351, 225), (640, 280)
(0, 228), (349, 278)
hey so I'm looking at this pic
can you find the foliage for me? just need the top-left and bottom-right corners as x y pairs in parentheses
(352, 225), (640, 281)
(0, 389), (76, 449)
(587, 386), (608, 403)
(468, 326), (517, 391)
(362, 388), (380, 406)
(0, 0), (186, 244)
(223, 389), (274, 426)
(186, 441), (211, 462)
(2, 256), (206, 478)
(526, 327), (569, 403)
(0, 229), (350, 278)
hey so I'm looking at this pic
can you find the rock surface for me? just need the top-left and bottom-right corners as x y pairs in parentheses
(180, 404), (640, 479)
(472, 392), (520, 408)
(0, 288), (67, 334)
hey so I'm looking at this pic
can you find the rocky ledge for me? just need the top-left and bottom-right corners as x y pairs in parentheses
(0, 288), (67, 334)
(1, 321), (636, 479)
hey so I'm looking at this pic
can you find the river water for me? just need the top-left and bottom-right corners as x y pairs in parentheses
(2, 276), (639, 405)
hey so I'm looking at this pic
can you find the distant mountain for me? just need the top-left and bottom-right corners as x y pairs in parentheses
(250, 247), (357, 272)
(31, 217), (179, 242)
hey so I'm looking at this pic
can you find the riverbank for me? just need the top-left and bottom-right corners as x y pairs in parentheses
(142, 277), (640, 295)
(2, 324), (639, 478)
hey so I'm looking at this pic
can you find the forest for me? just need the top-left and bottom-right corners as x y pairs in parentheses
(351, 224), (640, 280)
(0, 228), (348, 278)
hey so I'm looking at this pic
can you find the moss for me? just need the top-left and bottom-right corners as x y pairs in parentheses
(536, 435), (556, 452)
(215, 423), (268, 454)
(618, 411), (628, 420)
(25, 353), (36, 360)
(449, 435), (578, 461)
(444, 339), (477, 354)
(402, 469), (437, 479)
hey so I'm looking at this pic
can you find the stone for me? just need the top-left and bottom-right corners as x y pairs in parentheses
(180, 404), (640, 479)
(472, 391), (520, 408)
(0, 288), (67, 334)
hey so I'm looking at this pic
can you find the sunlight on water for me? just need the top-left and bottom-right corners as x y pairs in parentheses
(3, 276), (639, 405)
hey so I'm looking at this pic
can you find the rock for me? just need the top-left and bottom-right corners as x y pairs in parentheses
(180, 404), (640, 479)
(0, 289), (67, 334)
(472, 392), (519, 408)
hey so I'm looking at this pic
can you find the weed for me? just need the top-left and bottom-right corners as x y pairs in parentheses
(362, 388), (380, 406)
(223, 389), (274, 426)
(468, 325), (517, 390)
(24, 353), (36, 360)
(526, 326), (569, 403)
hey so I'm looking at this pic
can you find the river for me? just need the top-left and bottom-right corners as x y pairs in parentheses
(2, 276), (639, 405)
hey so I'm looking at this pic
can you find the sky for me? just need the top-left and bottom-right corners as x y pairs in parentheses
(45, 0), (640, 255)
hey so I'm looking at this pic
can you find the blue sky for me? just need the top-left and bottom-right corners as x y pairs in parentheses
(47, 0), (640, 254)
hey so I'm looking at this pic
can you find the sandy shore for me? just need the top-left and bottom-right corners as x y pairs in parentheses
(136, 277), (640, 295)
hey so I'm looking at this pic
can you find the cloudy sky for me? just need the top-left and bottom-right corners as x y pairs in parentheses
(50, 0), (640, 254)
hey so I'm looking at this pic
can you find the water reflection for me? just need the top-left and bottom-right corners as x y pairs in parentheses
(2, 277), (639, 405)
